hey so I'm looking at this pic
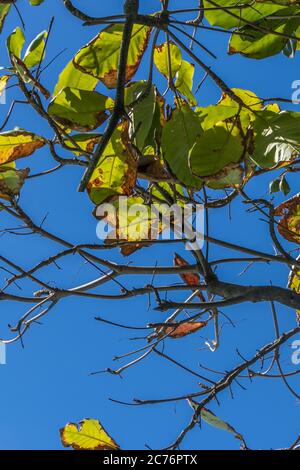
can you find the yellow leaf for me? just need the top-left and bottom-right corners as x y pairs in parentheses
(60, 418), (119, 451)
(0, 130), (45, 165)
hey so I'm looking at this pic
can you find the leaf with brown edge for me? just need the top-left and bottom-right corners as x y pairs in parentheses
(74, 23), (151, 89)
(60, 418), (119, 450)
(0, 130), (45, 165)
(174, 253), (205, 301)
(274, 193), (300, 244)
(164, 321), (207, 339)
(87, 126), (137, 205)
(0, 165), (29, 200)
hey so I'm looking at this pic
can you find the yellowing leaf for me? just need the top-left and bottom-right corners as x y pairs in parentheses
(154, 42), (182, 79)
(74, 24), (151, 89)
(64, 133), (101, 155)
(23, 30), (47, 69)
(0, 75), (11, 98)
(7, 27), (25, 58)
(0, 4), (11, 34)
(87, 127), (137, 204)
(0, 130), (45, 165)
(175, 60), (197, 106)
(60, 418), (119, 450)
(0, 165), (29, 199)
(275, 193), (300, 243)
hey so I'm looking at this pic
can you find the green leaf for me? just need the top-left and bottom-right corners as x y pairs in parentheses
(0, 130), (45, 165)
(175, 60), (197, 106)
(204, 1), (285, 30)
(7, 27), (25, 58)
(0, 4), (11, 34)
(228, 13), (300, 59)
(30, 0), (44, 5)
(0, 165), (29, 199)
(190, 124), (244, 177)
(48, 87), (113, 131)
(74, 23), (151, 89)
(125, 81), (157, 150)
(251, 110), (300, 168)
(188, 399), (244, 442)
(53, 59), (98, 97)
(196, 88), (262, 131)
(269, 177), (281, 193)
(161, 104), (203, 188)
(154, 42), (182, 79)
(87, 127), (137, 204)
(204, 163), (244, 189)
(23, 30), (47, 69)
(279, 175), (291, 195)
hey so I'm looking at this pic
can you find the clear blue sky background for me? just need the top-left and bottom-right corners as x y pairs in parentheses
(0, 0), (299, 450)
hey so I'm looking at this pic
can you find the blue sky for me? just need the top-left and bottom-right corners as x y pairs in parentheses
(0, 0), (299, 450)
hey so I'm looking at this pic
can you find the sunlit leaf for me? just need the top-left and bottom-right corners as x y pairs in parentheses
(74, 23), (151, 89)
(53, 59), (98, 97)
(7, 27), (25, 58)
(87, 127), (137, 204)
(0, 130), (45, 165)
(0, 4), (11, 34)
(48, 87), (113, 131)
(60, 418), (119, 450)
(154, 42), (182, 79)
(175, 60), (197, 106)
(23, 30), (47, 69)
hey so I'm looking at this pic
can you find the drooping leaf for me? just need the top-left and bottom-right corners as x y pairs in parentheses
(87, 127), (137, 204)
(161, 104), (203, 188)
(0, 165), (29, 199)
(125, 81), (157, 150)
(74, 23), (151, 89)
(190, 125), (244, 177)
(188, 399), (244, 442)
(0, 130), (45, 165)
(175, 60), (197, 106)
(164, 321), (207, 339)
(60, 418), (119, 450)
(48, 87), (113, 131)
(23, 30), (47, 69)
(274, 193), (300, 243)
(154, 42), (182, 79)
